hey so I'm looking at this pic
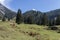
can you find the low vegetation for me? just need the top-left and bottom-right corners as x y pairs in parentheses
(0, 21), (60, 40)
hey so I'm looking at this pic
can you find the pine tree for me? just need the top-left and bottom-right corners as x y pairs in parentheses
(48, 17), (57, 26)
(48, 19), (54, 26)
(27, 15), (34, 24)
(42, 13), (48, 25)
(36, 16), (42, 25)
(2, 15), (6, 22)
(16, 9), (23, 24)
(8, 18), (10, 21)
(56, 15), (60, 25)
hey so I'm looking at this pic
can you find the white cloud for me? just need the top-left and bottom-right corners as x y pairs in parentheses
(0, 0), (12, 9)
(0, 0), (5, 4)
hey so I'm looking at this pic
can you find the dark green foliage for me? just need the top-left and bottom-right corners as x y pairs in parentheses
(2, 15), (6, 22)
(24, 15), (35, 24)
(36, 19), (42, 25)
(16, 9), (23, 24)
(23, 10), (43, 24)
(48, 26), (58, 30)
(57, 29), (60, 33)
(8, 18), (10, 21)
(42, 13), (48, 25)
(48, 19), (54, 26)
(27, 16), (34, 24)
(56, 15), (60, 25)
(36, 16), (42, 25)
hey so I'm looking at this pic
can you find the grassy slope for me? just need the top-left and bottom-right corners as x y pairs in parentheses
(0, 21), (60, 40)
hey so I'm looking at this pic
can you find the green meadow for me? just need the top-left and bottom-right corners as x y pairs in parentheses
(0, 21), (60, 40)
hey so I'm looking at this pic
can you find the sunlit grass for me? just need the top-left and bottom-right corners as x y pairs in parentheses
(0, 21), (60, 40)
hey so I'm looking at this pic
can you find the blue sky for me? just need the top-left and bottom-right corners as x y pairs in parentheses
(0, 0), (60, 12)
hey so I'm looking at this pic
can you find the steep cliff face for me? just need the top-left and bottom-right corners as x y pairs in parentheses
(0, 3), (16, 19)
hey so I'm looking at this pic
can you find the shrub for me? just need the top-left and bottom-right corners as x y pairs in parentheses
(48, 26), (58, 30)
(57, 29), (60, 33)
(28, 31), (39, 37)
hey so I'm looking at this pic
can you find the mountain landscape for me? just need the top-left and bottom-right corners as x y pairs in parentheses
(23, 9), (60, 25)
(0, 3), (60, 40)
(0, 3), (16, 19)
(23, 9), (60, 19)
(23, 10), (43, 24)
(0, 3), (60, 21)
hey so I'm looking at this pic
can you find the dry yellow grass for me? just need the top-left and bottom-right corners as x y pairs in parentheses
(0, 21), (60, 40)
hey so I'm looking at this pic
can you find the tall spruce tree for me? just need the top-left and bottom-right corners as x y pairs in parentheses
(48, 19), (54, 26)
(2, 15), (6, 22)
(42, 13), (48, 25)
(16, 9), (23, 24)
(56, 15), (60, 25)
(27, 15), (34, 24)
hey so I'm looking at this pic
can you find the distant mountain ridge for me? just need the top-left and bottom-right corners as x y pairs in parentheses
(23, 9), (60, 18)
(46, 9), (60, 18)
(0, 3), (16, 19)
(23, 10), (43, 24)
(0, 3), (60, 21)
(23, 9), (60, 24)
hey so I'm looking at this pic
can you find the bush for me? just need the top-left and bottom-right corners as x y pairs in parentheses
(57, 29), (60, 33)
(2, 16), (6, 22)
(48, 26), (58, 30)
(28, 31), (40, 37)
